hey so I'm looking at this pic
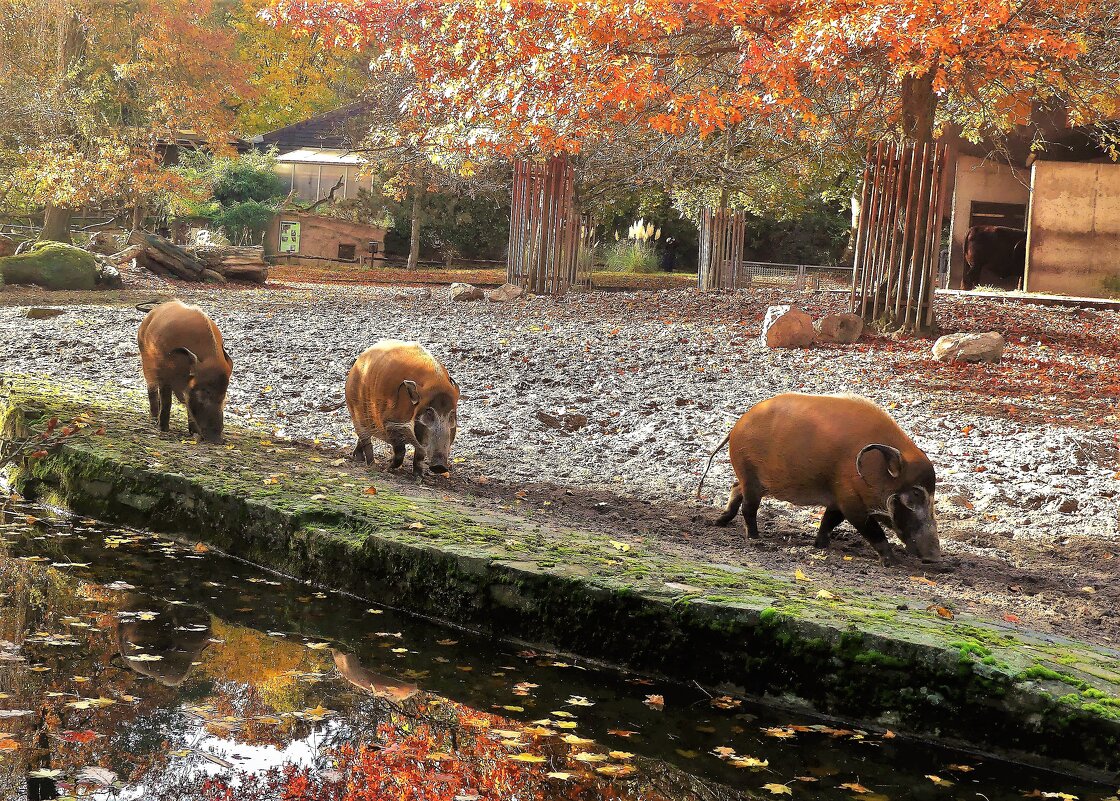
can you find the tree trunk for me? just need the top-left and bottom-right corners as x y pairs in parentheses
(901, 69), (937, 143)
(40, 205), (72, 243)
(131, 203), (146, 232)
(406, 188), (422, 271)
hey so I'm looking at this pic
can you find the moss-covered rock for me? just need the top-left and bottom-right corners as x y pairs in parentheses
(2, 373), (1119, 776)
(0, 242), (99, 290)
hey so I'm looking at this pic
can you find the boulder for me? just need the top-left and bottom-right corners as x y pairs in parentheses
(0, 234), (16, 258)
(760, 305), (816, 348)
(815, 312), (864, 344)
(25, 307), (66, 320)
(931, 332), (1005, 363)
(450, 282), (484, 301)
(488, 283), (525, 302)
(0, 241), (100, 290)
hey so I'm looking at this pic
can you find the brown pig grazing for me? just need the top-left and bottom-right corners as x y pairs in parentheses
(345, 340), (459, 475)
(137, 300), (232, 444)
(697, 393), (941, 566)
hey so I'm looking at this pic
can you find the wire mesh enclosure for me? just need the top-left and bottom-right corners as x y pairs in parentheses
(849, 140), (949, 331)
(507, 155), (589, 294)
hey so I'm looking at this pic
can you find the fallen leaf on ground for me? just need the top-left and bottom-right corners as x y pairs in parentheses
(927, 605), (954, 619)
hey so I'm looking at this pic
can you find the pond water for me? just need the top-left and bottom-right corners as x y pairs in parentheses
(0, 501), (1113, 801)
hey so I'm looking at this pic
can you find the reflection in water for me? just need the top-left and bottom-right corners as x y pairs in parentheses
(0, 501), (1112, 801)
(331, 649), (419, 703)
(115, 594), (212, 688)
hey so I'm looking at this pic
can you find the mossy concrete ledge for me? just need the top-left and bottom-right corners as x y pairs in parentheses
(2, 374), (1119, 777)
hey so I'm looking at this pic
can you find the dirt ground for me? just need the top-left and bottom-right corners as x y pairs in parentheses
(1, 280), (1117, 645)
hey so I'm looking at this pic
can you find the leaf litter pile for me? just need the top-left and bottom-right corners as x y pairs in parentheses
(0, 503), (1114, 800)
(1, 286), (1116, 644)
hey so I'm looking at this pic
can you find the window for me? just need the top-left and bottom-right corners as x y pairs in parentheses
(969, 201), (1027, 230)
(338, 243), (356, 261)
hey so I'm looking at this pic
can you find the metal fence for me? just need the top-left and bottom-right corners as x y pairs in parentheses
(700, 260), (851, 290)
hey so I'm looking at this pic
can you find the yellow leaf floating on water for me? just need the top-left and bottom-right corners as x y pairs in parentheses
(925, 775), (954, 787)
(946, 764), (974, 772)
(573, 752), (608, 763)
(546, 772), (573, 780)
(561, 734), (594, 746)
(509, 753), (546, 763)
(762, 783), (793, 796)
(306, 642), (331, 650)
(841, 782), (870, 793)
(763, 727), (797, 739)
(731, 757), (769, 769)
(554, 721), (578, 730)
(501, 705), (524, 713)
(609, 751), (634, 760)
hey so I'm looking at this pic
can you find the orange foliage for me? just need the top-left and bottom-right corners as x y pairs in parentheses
(270, 0), (1119, 155)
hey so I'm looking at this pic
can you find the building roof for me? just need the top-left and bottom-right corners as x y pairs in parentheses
(254, 102), (372, 151)
(275, 148), (366, 166)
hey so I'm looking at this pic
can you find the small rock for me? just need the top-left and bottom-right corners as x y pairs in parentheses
(1057, 498), (1079, 514)
(0, 234), (15, 258)
(487, 283), (525, 302)
(450, 283), (484, 301)
(535, 410), (587, 431)
(95, 260), (123, 289)
(814, 312), (864, 344)
(931, 332), (1005, 363)
(536, 410), (562, 429)
(760, 305), (815, 348)
(25, 307), (66, 320)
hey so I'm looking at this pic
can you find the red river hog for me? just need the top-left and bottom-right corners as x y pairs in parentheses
(137, 300), (232, 444)
(698, 393), (941, 566)
(345, 340), (459, 475)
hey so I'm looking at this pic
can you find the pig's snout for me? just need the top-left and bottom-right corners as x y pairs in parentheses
(429, 462), (449, 475)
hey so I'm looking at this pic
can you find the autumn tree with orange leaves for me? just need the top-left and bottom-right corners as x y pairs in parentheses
(0, 0), (248, 241)
(272, 0), (1119, 205)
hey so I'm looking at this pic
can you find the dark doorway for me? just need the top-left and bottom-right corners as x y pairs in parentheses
(969, 201), (1027, 231)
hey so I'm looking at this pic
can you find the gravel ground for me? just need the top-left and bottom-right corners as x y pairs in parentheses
(3, 283), (1118, 643)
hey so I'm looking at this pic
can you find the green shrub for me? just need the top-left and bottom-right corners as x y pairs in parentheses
(600, 241), (660, 273)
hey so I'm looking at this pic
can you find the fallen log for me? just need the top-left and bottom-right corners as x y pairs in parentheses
(128, 230), (206, 281)
(187, 244), (268, 284)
